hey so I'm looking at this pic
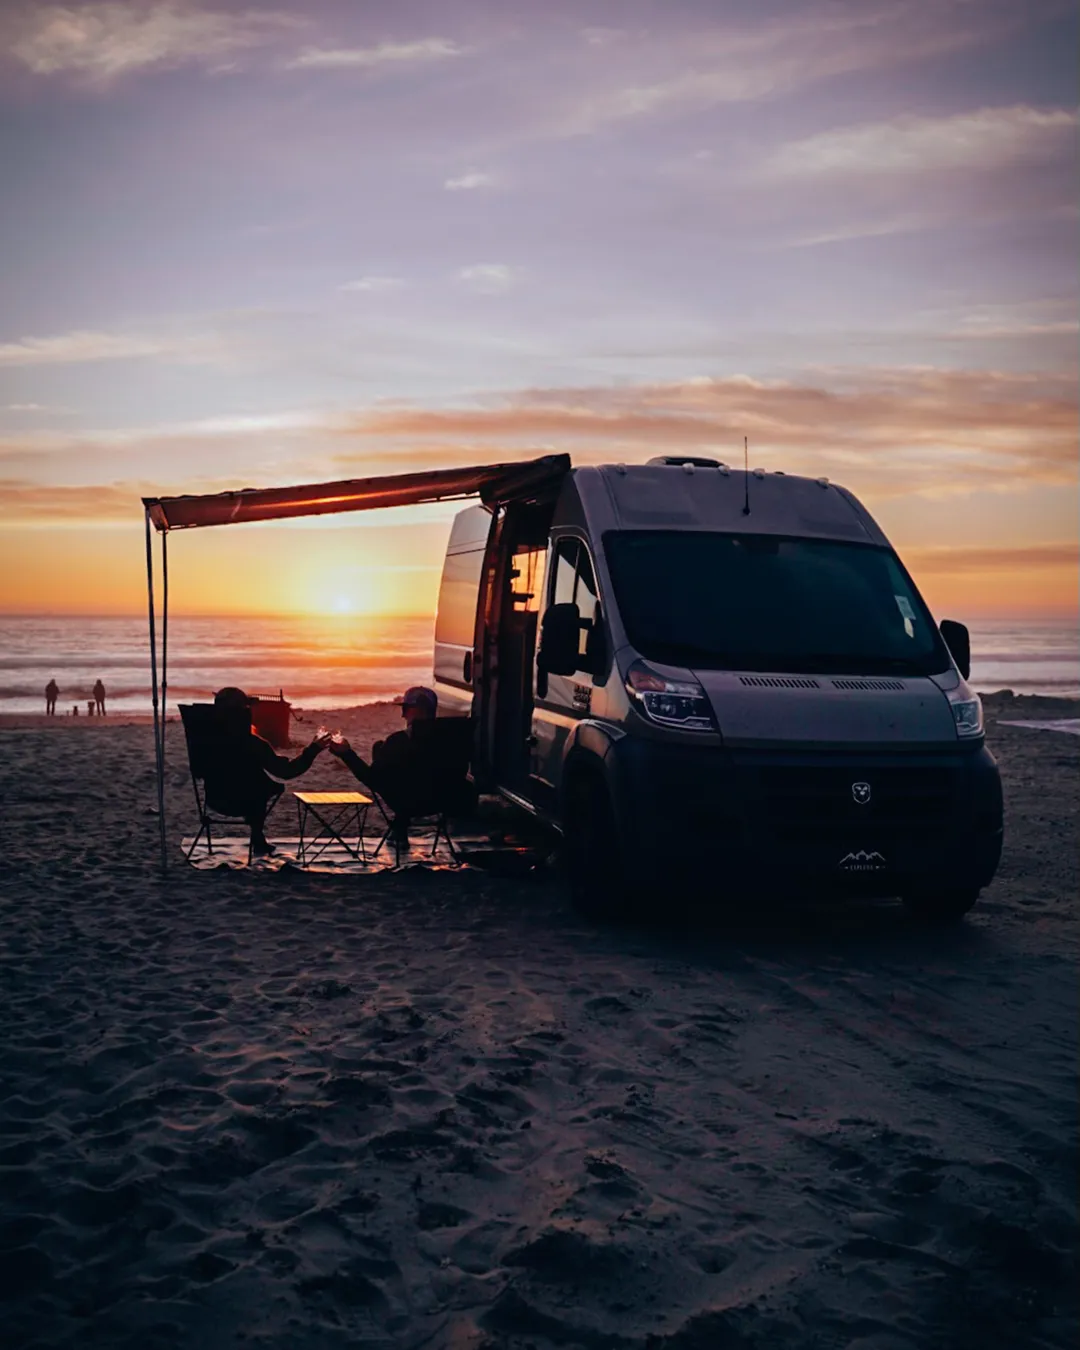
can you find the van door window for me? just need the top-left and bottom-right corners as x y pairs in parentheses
(574, 547), (599, 667)
(545, 537), (603, 680)
(551, 538), (579, 607)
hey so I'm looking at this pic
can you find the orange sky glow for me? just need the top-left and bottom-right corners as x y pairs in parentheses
(2, 505), (1075, 623)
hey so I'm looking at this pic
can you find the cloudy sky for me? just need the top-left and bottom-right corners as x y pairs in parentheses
(0, 0), (1076, 616)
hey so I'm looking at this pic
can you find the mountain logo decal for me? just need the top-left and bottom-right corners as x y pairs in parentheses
(839, 849), (886, 872)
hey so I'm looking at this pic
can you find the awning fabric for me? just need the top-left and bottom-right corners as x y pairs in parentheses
(143, 454), (571, 532)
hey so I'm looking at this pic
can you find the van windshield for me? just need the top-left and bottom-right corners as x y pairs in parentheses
(603, 531), (949, 676)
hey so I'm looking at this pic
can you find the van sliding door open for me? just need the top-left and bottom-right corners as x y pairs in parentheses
(491, 519), (548, 791)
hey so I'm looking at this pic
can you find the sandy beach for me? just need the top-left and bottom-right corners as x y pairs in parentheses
(1, 693), (1076, 1349)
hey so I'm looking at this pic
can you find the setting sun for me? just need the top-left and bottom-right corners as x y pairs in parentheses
(320, 576), (378, 617)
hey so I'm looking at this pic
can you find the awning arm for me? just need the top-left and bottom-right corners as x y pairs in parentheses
(142, 454), (571, 532)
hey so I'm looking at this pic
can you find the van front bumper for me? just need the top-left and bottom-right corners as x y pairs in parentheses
(605, 737), (1003, 899)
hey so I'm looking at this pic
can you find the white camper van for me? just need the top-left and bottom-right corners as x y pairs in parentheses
(433, 456), (1003, 922)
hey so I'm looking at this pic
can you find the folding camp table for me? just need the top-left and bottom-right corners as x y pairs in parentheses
(294, 791), (373, 865)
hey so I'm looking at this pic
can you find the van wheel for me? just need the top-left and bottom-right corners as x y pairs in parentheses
(562, 774), (630, 921)
(901, 890), (979, 924)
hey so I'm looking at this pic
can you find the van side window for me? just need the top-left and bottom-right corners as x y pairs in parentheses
(511, 545), (546, 614)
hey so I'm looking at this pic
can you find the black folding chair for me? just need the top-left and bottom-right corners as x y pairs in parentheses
(372, 717), (477, 865)
(178, 704), (283, 862)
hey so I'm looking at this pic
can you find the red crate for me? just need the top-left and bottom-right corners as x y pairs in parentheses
(250, 694), (291, 747)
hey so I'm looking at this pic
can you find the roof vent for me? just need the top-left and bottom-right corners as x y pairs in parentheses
(647, 455), (722, 469)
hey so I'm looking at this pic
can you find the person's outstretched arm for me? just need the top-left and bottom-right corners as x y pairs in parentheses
(327, 738), (374, 789)
(255, 734), (327, 781)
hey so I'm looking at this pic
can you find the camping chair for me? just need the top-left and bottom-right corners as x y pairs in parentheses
(178, 703), (283, 862)
(372, 716), (477, 865)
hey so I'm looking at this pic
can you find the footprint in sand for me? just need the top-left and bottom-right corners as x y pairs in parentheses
(583, 994), (633, 1020)
(297, 1259), (389, 1310)
(323, 1076), (392, 1109)
(455, 1080), (531, 1127)
(416, 1201), (471, 1231)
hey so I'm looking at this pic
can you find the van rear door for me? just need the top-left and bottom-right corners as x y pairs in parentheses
(433, 505), (493, 716)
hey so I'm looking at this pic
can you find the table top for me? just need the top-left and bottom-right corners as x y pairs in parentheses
(294, 791), (373, 806)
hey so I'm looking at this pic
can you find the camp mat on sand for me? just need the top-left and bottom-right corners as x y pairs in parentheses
(181, 829), (545, 874)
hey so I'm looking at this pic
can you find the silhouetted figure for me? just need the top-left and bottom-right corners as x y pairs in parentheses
(209, 687), (329, 856)
(330, 686), (439, 845)
(93, 679), (106, 716)
(45, 680), (58, 716)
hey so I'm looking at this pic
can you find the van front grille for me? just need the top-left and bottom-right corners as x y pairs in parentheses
(754, 765), (957, 844)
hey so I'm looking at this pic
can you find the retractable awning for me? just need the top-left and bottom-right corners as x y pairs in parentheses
(143, 454), (571, 532)
(140, 451), (572, 871)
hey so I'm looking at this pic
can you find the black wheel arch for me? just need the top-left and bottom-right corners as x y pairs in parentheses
(559, 722), (622, 826)
(559, 745), (609, 816)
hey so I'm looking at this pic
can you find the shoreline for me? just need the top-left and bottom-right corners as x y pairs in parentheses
(0, 699), (403, 731)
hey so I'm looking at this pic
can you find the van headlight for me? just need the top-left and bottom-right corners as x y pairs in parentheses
(625, 660), (715, 732)
(948, 688), (983, 739)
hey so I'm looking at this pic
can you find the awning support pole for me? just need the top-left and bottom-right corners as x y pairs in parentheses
(160, 527), (169, 808)
(145, 509), (167, 872)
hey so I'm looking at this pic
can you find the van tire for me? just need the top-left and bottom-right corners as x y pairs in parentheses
(562, 772), (632, 921)
(901, 889), (979, 923)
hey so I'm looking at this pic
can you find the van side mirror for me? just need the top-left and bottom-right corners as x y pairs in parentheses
(538, 602), (580, 677)
(939, 619), (971, 679)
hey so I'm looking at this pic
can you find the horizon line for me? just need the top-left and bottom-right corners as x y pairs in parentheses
(0, 610), (438, 621)
(0, 609), (1076, 623)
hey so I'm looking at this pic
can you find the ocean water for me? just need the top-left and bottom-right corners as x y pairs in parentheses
(0, 615), (435, 715)
(0, 614), (1076, 715)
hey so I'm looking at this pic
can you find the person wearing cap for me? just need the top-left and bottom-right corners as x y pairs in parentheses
(211, 687), (330, 856)
(328, 686), (438, 845)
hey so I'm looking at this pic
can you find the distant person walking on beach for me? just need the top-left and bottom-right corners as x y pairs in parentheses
(45, 679), (59, 715)
(93, 679), (106, 716)
(208, 687), (329, 856)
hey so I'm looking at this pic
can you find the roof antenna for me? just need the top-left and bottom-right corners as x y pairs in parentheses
(741, 435), (751, 515)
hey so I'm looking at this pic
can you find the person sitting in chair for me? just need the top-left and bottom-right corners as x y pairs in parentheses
(328, 686), (440, 847)
(211, 687), (329, 856)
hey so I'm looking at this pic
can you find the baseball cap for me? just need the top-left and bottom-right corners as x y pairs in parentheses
(214, 686), (253, 710)
(396, 686), (438, 714)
